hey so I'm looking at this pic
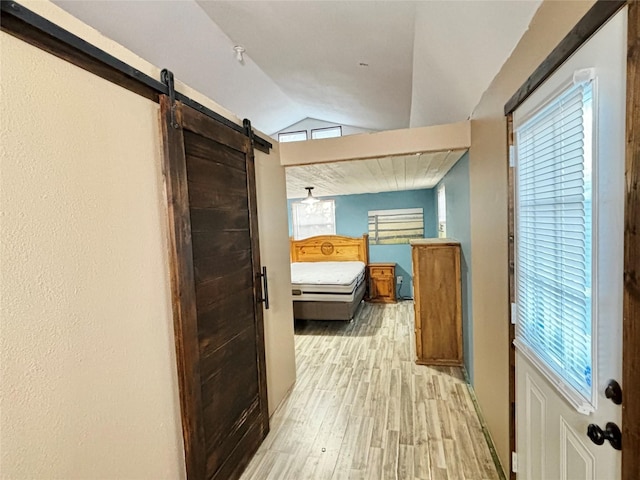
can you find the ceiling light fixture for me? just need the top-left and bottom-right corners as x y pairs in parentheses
(233, 45), (245, 63)
(301, 186), (319, 205)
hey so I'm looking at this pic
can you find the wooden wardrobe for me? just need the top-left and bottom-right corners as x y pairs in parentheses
(411, 239), (462, 366)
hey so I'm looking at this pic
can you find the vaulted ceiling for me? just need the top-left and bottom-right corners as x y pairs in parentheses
(53, 0), (541, 136)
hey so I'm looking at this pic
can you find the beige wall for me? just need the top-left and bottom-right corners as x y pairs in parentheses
(1, 1), (296, 477)
(0, 31), (185, 478)
(468, 0), (595, 471)
(280, 121), (470, 165)
(1, 0), (602, 477)
(255, 143), (297, 416)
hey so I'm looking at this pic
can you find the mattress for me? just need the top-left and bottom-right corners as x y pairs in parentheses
(291, 261), (366, 302)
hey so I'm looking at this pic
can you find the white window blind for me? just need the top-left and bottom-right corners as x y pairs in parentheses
(437, 185), (446, 238)
(514, 79), (594, 411)
(291, 200), (336, 240)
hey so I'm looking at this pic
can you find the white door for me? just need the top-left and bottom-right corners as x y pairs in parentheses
(514, 8), (626, 480)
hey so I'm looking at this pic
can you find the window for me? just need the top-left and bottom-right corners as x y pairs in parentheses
(437, 185), (446, 238)
(278, 126), (343, 142)
(311, 126), (342, 140)
(291, 200), (336, 240)
(513, 78), (594, 412)
(278, 130), (308, 143)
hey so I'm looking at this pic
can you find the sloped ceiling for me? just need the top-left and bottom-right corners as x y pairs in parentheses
(198, 1), (416, 132)
(54, 0), (541, 136)
(52, 0), (538, 199)
(53, 0), (306, 133)
(409, 0), (542, 127)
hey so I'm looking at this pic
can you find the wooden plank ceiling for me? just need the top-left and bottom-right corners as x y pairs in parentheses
(285, 149), (467, 199)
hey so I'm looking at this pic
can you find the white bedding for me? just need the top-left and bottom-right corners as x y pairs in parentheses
(291, 261), (365, 285)
(291, 261), (366, 302)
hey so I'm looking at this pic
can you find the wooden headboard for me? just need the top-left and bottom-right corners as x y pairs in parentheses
(290, 234), (369, 264)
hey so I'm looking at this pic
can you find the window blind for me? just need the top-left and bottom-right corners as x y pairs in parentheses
(437, 185), (446, 223)
(437, 185), (446, 237)
(514, 80), (594, 410)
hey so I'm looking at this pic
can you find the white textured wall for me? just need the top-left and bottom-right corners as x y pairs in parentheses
(0, 31), (185, 479)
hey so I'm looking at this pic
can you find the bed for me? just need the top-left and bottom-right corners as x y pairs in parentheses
(290, 234), (369, 321)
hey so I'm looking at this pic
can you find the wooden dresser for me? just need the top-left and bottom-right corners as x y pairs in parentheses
(410, 239), (462, 366)
(367, 263), (396, 303)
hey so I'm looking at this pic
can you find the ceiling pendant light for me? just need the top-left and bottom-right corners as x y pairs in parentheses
(301, 186), (319, 205)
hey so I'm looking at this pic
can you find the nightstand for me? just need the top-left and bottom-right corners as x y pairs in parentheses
(367, 263), (396, 303)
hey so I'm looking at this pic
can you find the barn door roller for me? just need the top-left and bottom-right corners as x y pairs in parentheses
(161, 69), (178, 129)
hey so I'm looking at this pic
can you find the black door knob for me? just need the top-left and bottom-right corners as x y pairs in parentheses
(587, 424), (605, 445)
(587, 422), (622, 450)
(604, 379), (622, 405)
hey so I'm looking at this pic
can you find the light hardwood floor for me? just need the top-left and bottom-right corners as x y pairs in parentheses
(240, 301), (501, 480)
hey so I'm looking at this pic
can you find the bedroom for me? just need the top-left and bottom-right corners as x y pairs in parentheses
(2, 1), (638, 479)
(279, 116), (473, 366)
(284, 153), (471, 335)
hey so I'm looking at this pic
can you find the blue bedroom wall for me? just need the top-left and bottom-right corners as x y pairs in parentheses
(436, 152), (474, 382)
(288, 188), (437, 299)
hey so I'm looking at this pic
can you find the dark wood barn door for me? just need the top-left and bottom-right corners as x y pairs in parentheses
(160, 96), (269, 480)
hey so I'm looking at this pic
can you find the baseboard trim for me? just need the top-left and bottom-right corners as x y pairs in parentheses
(462, 368), (508, 480)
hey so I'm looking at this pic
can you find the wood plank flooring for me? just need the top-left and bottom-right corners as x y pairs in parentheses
(240, 301), (501, 480)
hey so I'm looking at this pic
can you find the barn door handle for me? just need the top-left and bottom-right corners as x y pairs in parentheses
(257, 266), (270, 310)
(587, 422), (622, 450)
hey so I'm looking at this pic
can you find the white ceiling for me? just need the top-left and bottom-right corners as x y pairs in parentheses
(199, 1), (416, 132)
(54, 0), (307, 133)
(410, 0), (542, 127)
(54, 0), (541, 135)
(53, 0), (537, 199)
(285, 150), (467, 199)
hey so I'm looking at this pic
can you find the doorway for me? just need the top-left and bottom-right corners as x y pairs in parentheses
(511, 9), (626, 479)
